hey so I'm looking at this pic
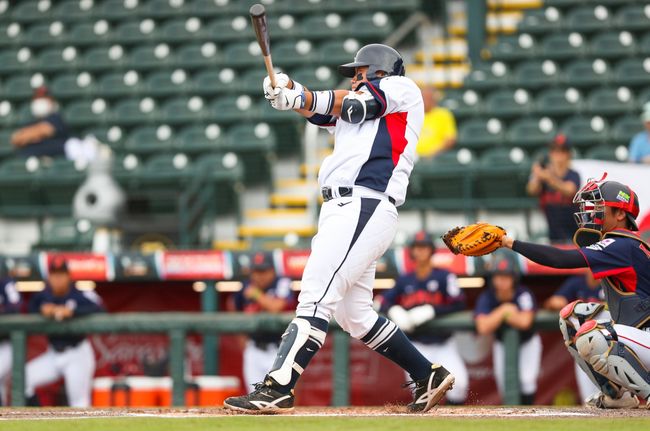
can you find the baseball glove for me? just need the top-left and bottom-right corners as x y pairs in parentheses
(442, 223), (506, 257)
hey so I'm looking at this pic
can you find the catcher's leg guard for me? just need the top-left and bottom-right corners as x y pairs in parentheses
(268, 317), (327, 386)
(576, 320), (650, 400)
(559, 301), (620, 399)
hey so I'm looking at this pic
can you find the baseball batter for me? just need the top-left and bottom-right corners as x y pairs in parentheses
(500, 174), (650, 408)
(225, 44), (455, 413)
(0, 277), (21, 405)
(25, 258), (103, 407)
(380, 231), (469, 405)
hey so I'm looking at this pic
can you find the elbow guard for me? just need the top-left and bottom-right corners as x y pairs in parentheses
(341, 92), (381, 124)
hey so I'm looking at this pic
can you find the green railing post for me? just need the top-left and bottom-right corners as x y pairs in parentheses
(332, 329), (350, 406)
(10, 330), (26, 407)
(467, 0), (487, 66)
(503, 327), (521, 405)
(169, 329), (186, 406)
(201, 281), (218, 375)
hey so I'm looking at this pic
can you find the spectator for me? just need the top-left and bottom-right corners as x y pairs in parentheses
(527, 134), (581, 242)
(230, 252), (295, 393)
(0, 277), (21, 406)
(25, 257), (103, 407)
(416, 87), (457, 159)
(380, 231), (469, 405)
(10, 86), (70, 158)
(628, 102), (650, 164)
(474, 251), (541, 405)
(544, 272), (603, 403)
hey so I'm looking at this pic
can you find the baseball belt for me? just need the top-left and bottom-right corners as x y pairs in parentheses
(321, 186), (395, 205)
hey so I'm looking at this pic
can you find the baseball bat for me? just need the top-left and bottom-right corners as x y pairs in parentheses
(249, 3), (276, 88)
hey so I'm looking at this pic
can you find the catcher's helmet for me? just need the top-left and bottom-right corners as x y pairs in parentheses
(573, 173), (640, 231)
(338, 44), (405, 80)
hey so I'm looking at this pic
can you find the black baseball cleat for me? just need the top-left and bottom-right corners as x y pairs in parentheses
(406, 364), (455, 413)
(223, 377), (294, 413)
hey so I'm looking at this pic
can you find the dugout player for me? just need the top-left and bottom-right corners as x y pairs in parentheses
(25, 258), (103, 407)
(545, 272), (603, 403)
(380, 231), (469, 404)
(230, 252), (295, 393)
(224, 44), (456, 413)
(0, 277), (21, 405)
(474, 252), (541, 405)
(501, 174), (650, 408)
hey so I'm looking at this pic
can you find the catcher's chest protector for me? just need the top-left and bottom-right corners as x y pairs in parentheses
(601, 231), (650, 329)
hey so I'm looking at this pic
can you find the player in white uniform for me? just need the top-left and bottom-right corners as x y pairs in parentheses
(0, 277), (21, 405)
(225, 44), (455, 413)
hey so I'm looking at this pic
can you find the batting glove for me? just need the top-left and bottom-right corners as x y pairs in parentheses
(263, 73), (290, 100)
(388, 305), (415, 333)
(270, 86), (305, 111)
(407, 304), (436, 328)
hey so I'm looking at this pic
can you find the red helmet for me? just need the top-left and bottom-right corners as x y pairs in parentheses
(573, 173), (640, 231)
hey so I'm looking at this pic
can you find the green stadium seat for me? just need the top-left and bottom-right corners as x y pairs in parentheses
(487, 34), (538, 61)
(222, 42), (262, 68)
(50, 72), (97, 100)
(611, 115), (643, 146)
(565, 5), (612, 34)
(317, 39), (361, 66)
(0, 101), (31, 129)
(585, 145), (628, 162)
(112, 98), (160, 126)
(193, 68), (239, 95)
(111, 153), (143, 184)
(3, 75), (34, 101)
(518, 7), (563, 35)
(589, 31), (637, 59)
(505, 117), (557, 149)
(138, 153), (194, 214)
(97, 0), (142, 21)
(10, 1), (51, 23)
(33, 218), (95, 251)
(174, 124), (227, 154)
(239, 69), (269, 94)
(124, 125), (175, 155)
(291, 66), (337, 91)
(205, 17), (251, 42)
(63, 99), (110, 127)
(485, 89), (532, 118)
(51, 0), (96, 22)
(613, 5), (650, 33)
(0, 23), (22, 48)
(80, 46), (127, 72)
(174, 43), (222, 70)
(457, 118), (504, 150)
(0, 49), (35, 75)
(0, 157), (42, 217)
(112, 19), (160, 45)
(541, 33), (588, 60)
(209, 95), (260, 123)
(97, 71), (144, 99)
(22, 22), (67, 47)
(586, 87), (636, 116)
(299, 14), (345, 39)
(144, 69), (193, 97)
(193, 153), (243, 216)
(268, 16), (299, 40)
(225, 123), (276, 185)
(126, 44), (175, 71)
(614, 58), (650, 88)
(159, 17), (206, 44)
(189, 0), (249, 17)
(463, 62), (511, 91)
(160, 96), (208, 124)
(64, 21), (113, 47)
(513, 60), (559, 89)
(0, 130), (15, 161)
(39, 158), (85, 215)
(84, 125), (125, 149)
(439, 89), (483, 119)
(346, 13), (394, 40)
(35, 47), (80, 73)
(560, 115), (609, 147)
(534, 87), (584, 117)
(141, 0), (192, 19)
(273, 40), (319, 67)
(563, 58), (612, 88)
(475, 147), (534, 210)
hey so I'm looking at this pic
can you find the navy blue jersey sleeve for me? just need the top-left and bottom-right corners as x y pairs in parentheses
(435, 272), (466, 316)
(567, 169), (581, 189)
(554, 276), (581, 301)
(28, 291), (46, 314)
(232, 285), (246, 311)
(0, 280), (21, 313)
(474, 291), (493, 316)
(71, 290), (104, 316)
(579, 238), (630, 279)
(307, 114), (337, 127)
(380, 276), (406, 312)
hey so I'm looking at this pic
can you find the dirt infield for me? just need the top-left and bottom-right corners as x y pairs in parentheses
(1, 406), (649, 420)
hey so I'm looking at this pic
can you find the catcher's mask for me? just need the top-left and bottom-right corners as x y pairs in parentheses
(573, 173), (640, 231)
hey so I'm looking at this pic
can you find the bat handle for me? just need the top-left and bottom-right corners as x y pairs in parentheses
(263, 55), (277, 89)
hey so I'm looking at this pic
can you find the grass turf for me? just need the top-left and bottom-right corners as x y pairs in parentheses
(1, 417), (649, 431)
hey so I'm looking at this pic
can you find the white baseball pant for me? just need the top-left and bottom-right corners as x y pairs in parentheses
(411, 338), (469, 403)
(25, 339), (96, 407)
(0, 341), (11, 405)
(493, 334), (542, 398)
(296, 194), (397, 339)
(243, 340), (280, 393)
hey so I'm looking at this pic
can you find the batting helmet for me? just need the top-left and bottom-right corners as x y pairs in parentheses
(573, 173), (640, 231)
(485, 249), (521, 280)
(338, 44), (405, 80)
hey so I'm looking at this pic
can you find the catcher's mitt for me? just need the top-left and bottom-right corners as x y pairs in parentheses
(442, 223), (506, 257)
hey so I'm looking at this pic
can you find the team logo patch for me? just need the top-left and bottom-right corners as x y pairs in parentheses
(616, 191), (630, 203)
(586, 238), (615, 251)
